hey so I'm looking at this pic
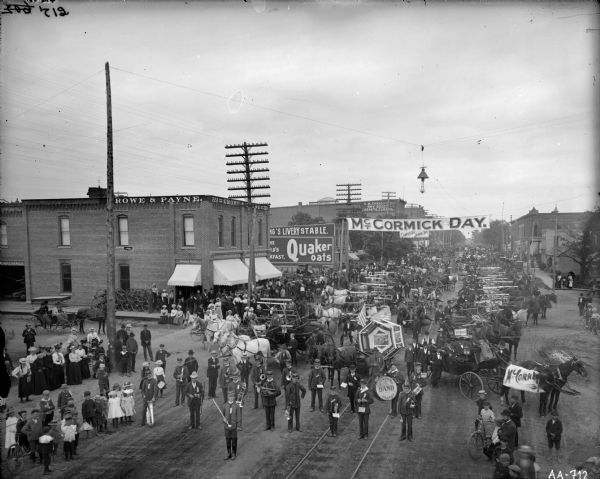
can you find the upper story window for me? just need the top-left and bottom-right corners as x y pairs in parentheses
(183, 215), (194, 246)
(258, 218), (263, 246)
(0, 222), (7, 247)
(119, 264), (131, 290)
(60, 263), (72, 293)
(231, 216), (236, 246)
(59, 216), (70, 246)
(118, 216), (129, 246)
(218, 215), (224, 247)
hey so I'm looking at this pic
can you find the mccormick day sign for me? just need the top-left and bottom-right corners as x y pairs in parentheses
(502, 365), (544, 393)
(269, 224), (334, 265)
(347, 216), (489, 232)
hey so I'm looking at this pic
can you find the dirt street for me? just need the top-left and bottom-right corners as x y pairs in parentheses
(1, 286), (598, 479)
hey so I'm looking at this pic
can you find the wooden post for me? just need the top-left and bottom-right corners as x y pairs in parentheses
(105, 62), (116, 364)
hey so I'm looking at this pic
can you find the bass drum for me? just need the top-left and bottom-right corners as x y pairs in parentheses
(373, 375), (398, 402)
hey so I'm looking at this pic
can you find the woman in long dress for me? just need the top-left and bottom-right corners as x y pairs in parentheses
(5, 409), (18, 452)
(12, 358), (33, 402)
(107, 390), (124, 428)
(66, 346), (82, 385)
(31, 351), (48, 395)
(51, 345), (65, 390)
(77, 342), (91, 380)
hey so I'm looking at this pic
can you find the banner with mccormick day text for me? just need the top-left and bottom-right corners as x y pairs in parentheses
(347, 216), (489, 232)
(502, 364), (544, 393)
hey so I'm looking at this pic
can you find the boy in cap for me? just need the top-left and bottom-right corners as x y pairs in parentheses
(222, 391), (241, 460)
(308, 359), (326, 412)
(173, 357), (190, 406)
(399, 382), (416, 441)
(546, 410), (563, 457)
(61, 414), (77, 460)
(186, 371), (204, 429)
(325, 384), (342, 437)
(284, 371), (306, 433)
(97, 362), (110, 397)
(81, 390), (97, 436)
(155, 344), (172, 374)
(57, 384), (73, 419)
(237, 352), (252, 388)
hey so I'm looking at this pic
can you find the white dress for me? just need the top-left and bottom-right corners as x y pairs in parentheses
(107, 395), (124, 419)
(5, 417), (17, 449)
(120, 389), (136, 416)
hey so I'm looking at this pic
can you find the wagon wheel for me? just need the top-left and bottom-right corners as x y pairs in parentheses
(485, 371), (502, 394)
(467, 431), (485, 460)
(459, 372), (484, 400)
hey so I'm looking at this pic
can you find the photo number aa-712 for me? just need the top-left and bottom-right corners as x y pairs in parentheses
(548, 470), (587, 479)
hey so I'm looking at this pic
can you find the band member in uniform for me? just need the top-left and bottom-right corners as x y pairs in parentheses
(186, 371), (204, 430)
(173, 358), (190, 407)
(222, 391), (241, 461)
(404, 340), (419, 377)
(227, 372), (246, 430)
(207, 350), (220, 399)
(346, 363), (360, 413)
(409, 362), (427, 419)
(284, 371), (306, 433)
(430, 347), (444, 388)
(237, 353), (252, 388)
(219, 359), (237, 403)
(399, 382), (416, 441)
(260, 370), (280, 430)
(308, 359), (326, 412)
(252, 354), (266, 409)
(355, 378), (374, 439)
(325, 385), (342, 437)
(281, 359), (293, 389)
(386, 365), (404, 417)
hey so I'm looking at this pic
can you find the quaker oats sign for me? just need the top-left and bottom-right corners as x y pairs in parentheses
(269, 224), (335, 265)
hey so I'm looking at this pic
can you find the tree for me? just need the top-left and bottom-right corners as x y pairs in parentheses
(473, 220), (510, 252)
(557, 208), (600, 284)
(288, 212), (325, 226)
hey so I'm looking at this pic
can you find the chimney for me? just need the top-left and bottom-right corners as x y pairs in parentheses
(87, 187), (107, 199)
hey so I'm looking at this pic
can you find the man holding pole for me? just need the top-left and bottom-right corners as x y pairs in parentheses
(186, 371), (204, 430)
(221, 392), (241, 461)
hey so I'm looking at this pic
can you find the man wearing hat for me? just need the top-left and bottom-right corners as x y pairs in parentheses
(285, 371), (306, 433)
(325, 384), (342, 437)
(546, 410), (563, 456)
(116, 324), (128, 346)
(398, 382), (416, 441)
(173, 358), (190, 406)
(260, 370), (280, 430)
(499, 409), (517, 454)
(184, 349), (199, 378)
(252, 353), (266, 409)
(385, 364), (404, 417)
(140, 370), (158, 427)
(346, 363), (360, 413)
(219, 358), (234, 403)
(207, 350), (220, 399)
(476, 390), (488, 416)
(22, 324), (36, 355)
(507, 395), (523, 447)
(22, 409), (43, 462)
(409, 362), (427, 419)
(154, 344), (172, 374)
(186, 371), (204, 429)
(222, 391), (241, 460)
(281, 359), (294, 388)
(237, 352), (252, 389)
(355, 378), (374, 439)
(308, 359), (326, 412)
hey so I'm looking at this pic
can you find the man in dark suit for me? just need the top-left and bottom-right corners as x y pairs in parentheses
(222, 391), (241, 460)
(355, 378), (374, 439)
(404, 341), (419, 377)
(173, 358), (190, 407)
(140, 371), (158, 427)
(398, 382), (416, 441)
(545, 410), (563, 455)
(507, 395), (523, 447)
(154, 344), (172, 374)
(184, 350), (199, 378)
(346, 363), (360, 413)
(430, 348), (443, 387)
(252, 354), (266, 409)
(284, 372), (306, 433)
(186, 371), (204, 430)
(260, 370), (280, 430)
(207, 350), (220, 399)
(498, 409), (517, 454)
(140, 325), (152, 362)
(237, 353), (252, 388)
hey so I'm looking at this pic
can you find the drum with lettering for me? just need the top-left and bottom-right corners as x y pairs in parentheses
(374, 375), (398, 401)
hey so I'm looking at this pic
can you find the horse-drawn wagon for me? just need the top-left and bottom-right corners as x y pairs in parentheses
(30, 295), (79, 332)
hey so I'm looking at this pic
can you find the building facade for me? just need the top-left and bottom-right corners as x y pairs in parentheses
(0, 190), (278, 305)
(510, 207), (591, 275)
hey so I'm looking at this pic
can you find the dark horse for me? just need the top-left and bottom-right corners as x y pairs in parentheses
(538, 293), (557, 319)
(519, 356), (587, 415)
(480, 316), (523, 361)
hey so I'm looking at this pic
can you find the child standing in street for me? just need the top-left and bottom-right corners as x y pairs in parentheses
(107, 390), (124, 429)
(121, 381), (136, 423)
(61, 415), (77, 461)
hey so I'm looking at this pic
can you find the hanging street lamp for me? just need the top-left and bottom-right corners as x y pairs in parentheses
(417, 166), (429, 194)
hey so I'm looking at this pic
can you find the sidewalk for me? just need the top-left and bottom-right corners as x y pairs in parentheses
(0, 300), (159, 321)
(534, 269), (554, 289)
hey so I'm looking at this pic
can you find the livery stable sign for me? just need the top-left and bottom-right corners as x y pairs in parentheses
(347, 216), (490, 232)
(269, 224), (334, 265)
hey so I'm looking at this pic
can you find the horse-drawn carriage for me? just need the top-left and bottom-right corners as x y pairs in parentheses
(30, 295), (80, 332)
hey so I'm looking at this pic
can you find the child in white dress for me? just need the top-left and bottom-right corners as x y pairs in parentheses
(479, 401), (496, 439)
(120, 382), (136, 423)
(107, 390), (124, 428)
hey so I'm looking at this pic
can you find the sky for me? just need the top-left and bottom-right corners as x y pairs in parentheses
(1, 0), (598, 223)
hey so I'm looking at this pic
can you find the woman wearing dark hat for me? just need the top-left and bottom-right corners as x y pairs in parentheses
(31, 349), (49, 395)
(66, 345), (82, 386)
(77, 341), (91, 380)
(12, 358), (33, 402)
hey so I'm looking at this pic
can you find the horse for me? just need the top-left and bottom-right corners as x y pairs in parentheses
(538, 293), (557, 319)
(216, 331), (271, 366)
(518, 355), (587, 414)
(480, 317), (523, 361)
(314, 304), (342, 334)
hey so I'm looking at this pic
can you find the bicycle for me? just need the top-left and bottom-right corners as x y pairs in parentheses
(6, 442), (31, 474)
(467, 417), (494, 460)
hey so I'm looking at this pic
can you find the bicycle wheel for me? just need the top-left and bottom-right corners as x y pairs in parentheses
(467, 431), (484, 460)
(6, 448), (25, 474)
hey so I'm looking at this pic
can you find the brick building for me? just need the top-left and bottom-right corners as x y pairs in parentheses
(0, 189), (280, 305)
(510, 207), (591, 275)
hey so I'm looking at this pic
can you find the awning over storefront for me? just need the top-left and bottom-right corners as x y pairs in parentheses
(348, 252), (360, 261)
(245, 256), (282, 281)
(167, 264), (202, 287)
(213, 259), (249, 286)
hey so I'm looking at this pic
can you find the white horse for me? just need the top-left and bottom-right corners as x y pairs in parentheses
(314, 303), (342, 333)
(216, 331), (271, 365)
(332, 289), (349, 306)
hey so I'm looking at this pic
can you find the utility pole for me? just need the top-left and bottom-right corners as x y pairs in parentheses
(105, 62), (116, 364)
(380, 191), (396, 266)
(336, 183), (361, 204)
(225, 142), (270, 299)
